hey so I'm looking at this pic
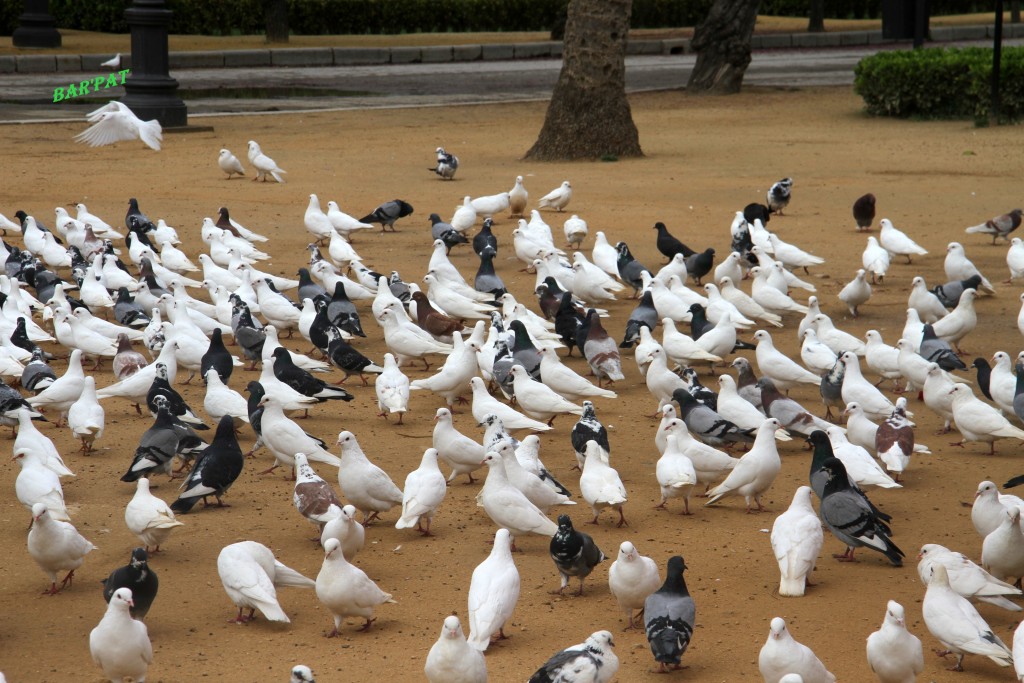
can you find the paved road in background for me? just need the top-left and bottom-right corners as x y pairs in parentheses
(2, 37), (1020, 122)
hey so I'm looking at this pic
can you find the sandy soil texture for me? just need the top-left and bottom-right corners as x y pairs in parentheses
(1, 87), (1023, 682)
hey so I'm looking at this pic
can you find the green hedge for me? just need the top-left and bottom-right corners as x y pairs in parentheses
(760, 1), (993, 20)
(854, 46), (1024, 123)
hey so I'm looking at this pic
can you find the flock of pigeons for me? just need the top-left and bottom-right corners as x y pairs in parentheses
(7, 130), (1024, 682)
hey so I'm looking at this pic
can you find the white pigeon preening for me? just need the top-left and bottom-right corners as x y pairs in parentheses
(758, 617), (837, 683)
(217, 541), (315, 623)
(424, 615), (487, 683)
(124, 477), (184, 553)
(217, 148), (245, 178)
(538, 180), (572, 211)
(246, 140), (286, 183)
(395, 448), (447, 536)
(27, 502), (96, 594)
(467, 528), (521, 651)
(316, 537), (396, 634)
(90, 587), (153, 683)
(607, 540), (661, 629)
(770, 486), (823, 597)
(865, 600), (924, 683)
(75, 101), (162, 151)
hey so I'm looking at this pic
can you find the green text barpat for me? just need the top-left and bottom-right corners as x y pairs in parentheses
(54, 70), (131, 103)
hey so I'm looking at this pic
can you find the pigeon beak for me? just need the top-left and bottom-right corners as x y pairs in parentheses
(127, 598), (135, 608)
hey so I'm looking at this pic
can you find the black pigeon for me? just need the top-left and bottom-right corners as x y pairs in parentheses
(807, 430), (892, 525)
(388, 271), (411, 303)
(653, 222), (695, 261)
(743, 202), (771, 226)
(170, 415), (245, 513)
(0, 376), (44, 429)
(931, 274), (981, 308)
(232, 300), (266, 370)
(21, 348), (56, 393)
(125, 197), (155, 232)
(550, 515), (605, 595)
(472, 217), (498, 257)
(326, 282), (364, 337)
(359, 199), (414, 232)
(527, 633), (614, 683)
(615, 241), (650, 295)
(688, 304), (713, 340)
(1014, 362), (1024, 428)
(428, 147), (458, 180)
(684, 247), (715, 285)
(853, 193), (876, 231)
(272, 347), (353, 402)
(620, 289), (657, 349)
(819, 357), (845, 422)
(146, 363), (207, 429)
(644, 555), (695, 673)
(429, 213), (467, 254)
(672, 388), (754, 446)
(766, 177), (793, 214)
(201, 328), (234, 384)
(325, 326), (383, 385)
(113, 287), (150, 328)
(11, 317), (46, 358)
(308, 299), (333, 352)
(682, 368), (717, 410)
(973, 357), (993, 400)
(121, 399), (206, 482)
(489, 334), (516, 400)
(508, 320), (542, 380)
(920, 324), (966, 371)
(296, 267), (327, 302)
(474, 247), (506, 298)
(818, 456), (903, 565)
(102, 548), (159, 620)
(535, 282), (561, 320)
(244, 381), (265, 438)
(571, 400), (610, 467)
(555, 292), (583, 355)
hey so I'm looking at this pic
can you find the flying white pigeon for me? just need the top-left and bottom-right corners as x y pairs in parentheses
(75, 101), (162, 151)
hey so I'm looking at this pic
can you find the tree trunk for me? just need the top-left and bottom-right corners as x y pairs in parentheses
(262, 0), (289, 43)
(687, 0), (761, 95)
(808, 0), (825, 32)
(525, 0), (642, 161)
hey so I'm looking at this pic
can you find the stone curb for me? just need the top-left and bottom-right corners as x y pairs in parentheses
(7, 24), (1020, 73)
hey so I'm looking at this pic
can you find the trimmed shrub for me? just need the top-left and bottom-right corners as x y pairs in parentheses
(854, 46), (1024, 123)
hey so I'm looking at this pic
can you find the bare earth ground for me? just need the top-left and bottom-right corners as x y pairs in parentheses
(1, 87), (1023, 682)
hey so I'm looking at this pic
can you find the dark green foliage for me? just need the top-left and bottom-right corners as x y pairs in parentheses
(854, 47), (1024, 124)
(759, 1), (990, 20)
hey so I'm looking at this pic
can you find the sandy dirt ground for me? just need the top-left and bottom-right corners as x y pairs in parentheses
(1, 87), (1023, 682)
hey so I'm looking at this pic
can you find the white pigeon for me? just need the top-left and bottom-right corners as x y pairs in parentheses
(563, 214), (588, 248)
(826, 426), (901, 489)
(497, 443), (574, 513)
(949, 383), (1024, 453)
(579, 440), (628, 526)
(993, 350), (1022, 414)
(753, 330), (821, 390)
(450, 196), (477, 233)
(918, 543), (1023, 611)
(705, 418), (783, 512)
(800, 328), (839, 376)
(90, 588), (153, 683)
(930, 289), (977, 353)
(316, 538), (396, 634)
(659, 417), (741, 485)
(538, 180), (572, 211)
(257, 396), (340, 473)
(377, 307), (453, 368)
(510, 364), (584, 426)
(27, 348), (85, 425)
(767, 233), (824, 272)
(538, 346), (616, 401)
(27, 503), (96, 594)
(770, 486), (823, 597)
(655, 434), (697, 514)
(945, 241), (994, 293)
(662, 318), (721, 366)
(395, 448), (447, 535)
(99, 53), (121, 69)
(1015, 620), (1024, 682)
(469, 376), (551, 432)
(592, 231), (620, 277)
(840, 351), (895, 418)
(879, 218), (928, 262)
(471, 191), (510, 218)
(335, 431), (404, 524)
(75, 101), (162, 151)
(862, 235), (891, 283)
(812, 314), (866, 355)
(717, 374), (791, 441)
(922, 562), (1014, 671)
(906, 276), (949, 324)
(425, 615), (487, 683)
(758, 617), (837, 683)
(864, 330), (902, 383)
(749, 267), (808, 316)
(217, 541), (315, 623)
(508, 175), (529, 217)
(571, 260), (619, 302)
(66, 375), (104, 452)
(432, 407), (485, 484)
(304, 193), (334, 243)
(982, 507), (1024, 585)
(865, 600), (924, 683)
(246, 140), (286, 183)
(217, 148), (245, 178)
(607, 541), (661, 629)
(974, 480), (1024, 539)
(202, 369), (249, 427)
(1007, 238), (1024, 282)
(838, 269), (872, 317)
(467, 528), (521, 650)
(375, 352), (410, 424)
(124, 477), (184, 552)
(319, 504), (365, 561)
(14, 448), (69, 522)
(326, 200), (374, 239)
(479, 449), (560, 544)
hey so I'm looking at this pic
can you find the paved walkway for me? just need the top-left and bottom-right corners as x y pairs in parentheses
(1, 23), (1021, 123)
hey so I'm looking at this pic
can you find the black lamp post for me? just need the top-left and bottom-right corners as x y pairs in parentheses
(12, 0), (61, 48)
(120, 0), (187, 128)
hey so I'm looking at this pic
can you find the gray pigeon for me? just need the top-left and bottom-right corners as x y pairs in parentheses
(807, 430), (892, 526)
(760, 378), (834, 436)
(766, 177), (793, 214)
(644, 555), (695, 673)
(359, 199), (414, 232)
(672, 388), (755, 446)
(819, 357), (844, 422)
(730, 357), (763, 410)
(919, 324), (966, 371)
(428, 147), (458, 180)
(619, 290), (657, 349)
(818, 456), (903, 565)
(22, 348), (57, 393)
(1015, 362), (1024, 427)
(615, 241), (650, 295)
(528, 632), (617, 683)
(231, 300), (266, 370)
(473, 248), (505, 298)
(965, 208), (1023, 243)
(931, 274), (980, 308)
(549, 514), (605, 595)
